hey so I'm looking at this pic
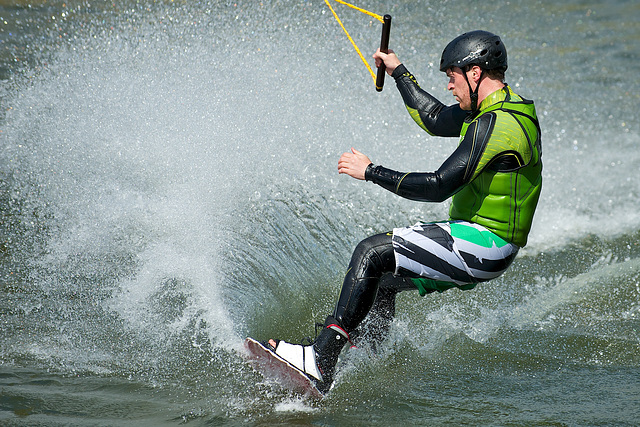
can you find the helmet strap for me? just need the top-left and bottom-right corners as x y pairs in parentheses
(462, 67), (484, 115)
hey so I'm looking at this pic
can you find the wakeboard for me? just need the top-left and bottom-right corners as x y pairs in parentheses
(244, 337), (323, 399)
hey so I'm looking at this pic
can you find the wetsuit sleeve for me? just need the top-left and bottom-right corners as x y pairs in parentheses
(365, 113), (499, 202)
(392, 64), (468, 137)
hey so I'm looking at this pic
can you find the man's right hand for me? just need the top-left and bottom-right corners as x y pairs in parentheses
(373, 48), (401, 76)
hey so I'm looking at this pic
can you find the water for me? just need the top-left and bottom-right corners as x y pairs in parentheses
(1, 0), (639, 425)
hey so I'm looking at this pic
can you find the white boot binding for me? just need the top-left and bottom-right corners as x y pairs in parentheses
(265, 339), (324, 384)
(264, 322), (352, 394)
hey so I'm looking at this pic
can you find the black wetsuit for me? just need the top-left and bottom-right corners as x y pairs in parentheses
(332, 64), (542, 344)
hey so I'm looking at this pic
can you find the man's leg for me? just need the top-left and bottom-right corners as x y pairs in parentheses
(331, 232), (397, 331)
(313, 232), (428, 374)
(306, 233), (397, 387)
(265, 232), (413, 392)
(350, 272), (422, 349)
(262, 232), (399, 392)
(265, 221), (519, 393)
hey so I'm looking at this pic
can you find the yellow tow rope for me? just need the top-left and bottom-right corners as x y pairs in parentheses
(324, 0), (385, 85)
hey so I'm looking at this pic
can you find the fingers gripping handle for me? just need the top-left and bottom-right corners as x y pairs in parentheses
(375, 14), (392, 92)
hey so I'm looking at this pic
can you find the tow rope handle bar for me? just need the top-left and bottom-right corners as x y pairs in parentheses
(375, 14), (392, 92)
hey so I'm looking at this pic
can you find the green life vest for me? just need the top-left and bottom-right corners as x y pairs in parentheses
(449, 86), (542, 247)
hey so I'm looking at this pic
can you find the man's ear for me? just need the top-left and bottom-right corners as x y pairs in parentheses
(470, 65), (483, 83)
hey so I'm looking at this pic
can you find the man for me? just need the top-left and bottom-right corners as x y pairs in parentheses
(263, 30), (542, 394)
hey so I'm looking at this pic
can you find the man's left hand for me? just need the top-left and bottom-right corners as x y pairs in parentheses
(338, 148), (372, 181)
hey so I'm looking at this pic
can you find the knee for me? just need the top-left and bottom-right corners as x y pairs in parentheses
(350, 232), (395, 277)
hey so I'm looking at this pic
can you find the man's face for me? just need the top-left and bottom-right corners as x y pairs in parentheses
(446, 66), (472, 110)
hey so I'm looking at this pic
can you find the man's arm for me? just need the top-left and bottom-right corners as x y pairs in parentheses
(372, 50), (465, 137)
(364, 115), (497, 202)
(392, 64), (467, 137)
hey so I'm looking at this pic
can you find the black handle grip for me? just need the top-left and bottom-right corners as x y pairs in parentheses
(375, 14), (392, 92)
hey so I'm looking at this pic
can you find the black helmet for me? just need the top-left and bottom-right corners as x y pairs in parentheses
(439, 30), (507, 72)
